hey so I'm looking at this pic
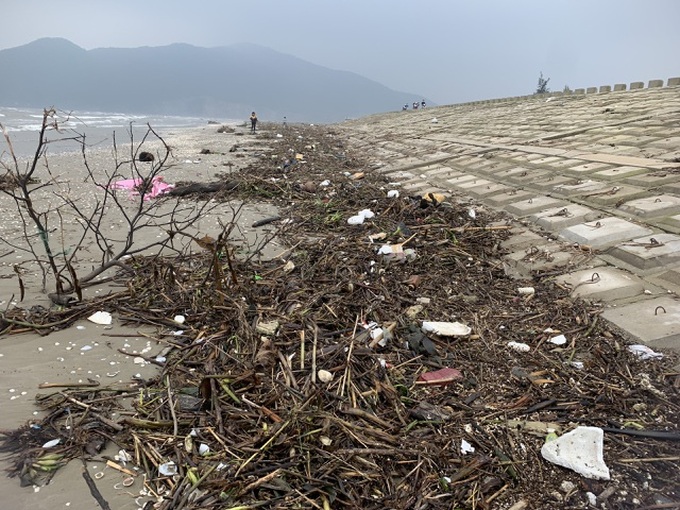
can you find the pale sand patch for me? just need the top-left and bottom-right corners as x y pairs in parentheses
(0, 124), (282, 509)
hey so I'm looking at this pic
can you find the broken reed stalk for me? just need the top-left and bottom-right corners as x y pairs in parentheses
(166, 375), (179, 437)
(234, 420), (292, 477)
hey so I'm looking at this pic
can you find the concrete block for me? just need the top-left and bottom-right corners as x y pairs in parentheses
(445, 174), (477, 187)
(650, 267), (680, 295)
(454, 178), (493, 190)
(581, 185), (649, 207)
(500, 229), (549, 252)
(630, 82), (644, 90)
(567, 162), (612, 173)
(532, 174), (575, 191)
(624, 172), (680, 188)
(505, 169), (549, 186)
(648, 79), (664, 88)
(594, 166), (648, 180)
(587, 87), (598, 94)
(607, 233), (680, 271)
(613, 83), (627, 91)
(505, 196), (566, 217)
(599, 85), (612, 93)
(574, 88), (585, 94)
(559, 217), (654, 249)
(530, 204), (600, 232)
(485, 189), (534, 206)
(648, 136), (680, 149)
(553, 179), (608, 197)
(602, 296), (680, 349)
(668, 77), (680, 87)
(504, 244), (594, 277)
(556, 267), (645, 302)
(618, 194), (680, 218)
(466, 181), (514, 198)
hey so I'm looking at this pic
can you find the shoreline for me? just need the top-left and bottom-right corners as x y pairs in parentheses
(1, 105), (244, 160)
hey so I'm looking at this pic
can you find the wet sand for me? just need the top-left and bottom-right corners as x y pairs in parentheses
(0, 123), (282, 509)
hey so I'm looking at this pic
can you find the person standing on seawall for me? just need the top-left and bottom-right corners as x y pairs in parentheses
(250, 112), (258, 133)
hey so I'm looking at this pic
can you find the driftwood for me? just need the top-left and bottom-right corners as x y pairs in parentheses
(168, 180), (239, 196)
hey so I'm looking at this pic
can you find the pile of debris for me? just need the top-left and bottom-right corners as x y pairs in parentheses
(1, 124), (678, 509)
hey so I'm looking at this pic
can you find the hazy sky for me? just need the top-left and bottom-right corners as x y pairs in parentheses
(3, 0), (679, 105)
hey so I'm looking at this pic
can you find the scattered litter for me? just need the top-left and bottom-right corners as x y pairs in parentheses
(409, 402), (452, 421)
(87, 311), (112, 325)
(421, 321), (471, 337)
(540, 426), (610, 480)
(158, 462), (177, 477)
(368, 232), (387, 242)
(198, 443), (210, 456)
(628, 344), (664, 360)
(405, 305), (423, 319)
(421, 192), (446, 205)
(549, 334), (567, 346)
(110, 176), (174, 200)
(80, 345), (93, 352)
(42, 439), (61, 449)
(317, 370), (333, 383)
(173, 315), (186, 324)
(256, 320), (279, 336)
(507, 341), (531, 352)
(416, 367), (463, 386)
(387, 190), (400, 198)
(586, 492), (597, 506)
(378, 243), (416, 263)
(461, 439), (475, 454)
(517, 287), (535, 295)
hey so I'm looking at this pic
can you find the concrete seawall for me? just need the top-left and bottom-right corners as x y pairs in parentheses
(340, 76), (680, 354)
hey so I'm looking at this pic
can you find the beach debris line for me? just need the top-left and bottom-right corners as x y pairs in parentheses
(0, 122), (678, 509)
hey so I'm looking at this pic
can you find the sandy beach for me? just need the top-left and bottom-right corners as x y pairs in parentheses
(0, 121), (280, 509)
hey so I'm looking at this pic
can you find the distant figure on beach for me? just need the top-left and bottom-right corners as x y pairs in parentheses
(421, 100), (426, 109)
(250, 112), (258, 133)
(402, 104), (408, 111)
(283, 116), (287, 127)
(412, 102), (419, 110)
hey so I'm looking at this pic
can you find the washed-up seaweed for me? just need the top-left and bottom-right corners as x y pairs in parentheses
(1, 123), (679, 509)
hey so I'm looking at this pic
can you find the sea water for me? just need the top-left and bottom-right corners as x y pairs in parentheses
(0, 106), (240, 160)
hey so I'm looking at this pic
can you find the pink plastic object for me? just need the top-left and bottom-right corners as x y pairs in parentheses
(110, 176), (174, 200)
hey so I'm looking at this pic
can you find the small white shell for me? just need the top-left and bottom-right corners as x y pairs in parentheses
(87, 311), (112, 325)
(549, 334), (567, 345)
(507, 341), (531, 352)
(158, 461), (177, 476)
(317, 370), (334, 383)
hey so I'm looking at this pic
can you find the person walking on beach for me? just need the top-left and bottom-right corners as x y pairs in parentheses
(250, 112), (258, 133)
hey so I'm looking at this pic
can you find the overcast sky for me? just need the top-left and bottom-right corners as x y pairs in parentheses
(3, 0), (678, 105)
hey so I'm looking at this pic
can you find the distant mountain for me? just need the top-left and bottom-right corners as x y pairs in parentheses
(0, 38), (428, 123)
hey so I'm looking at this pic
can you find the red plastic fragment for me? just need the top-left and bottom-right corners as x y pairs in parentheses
(416, 367), (463, 386)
